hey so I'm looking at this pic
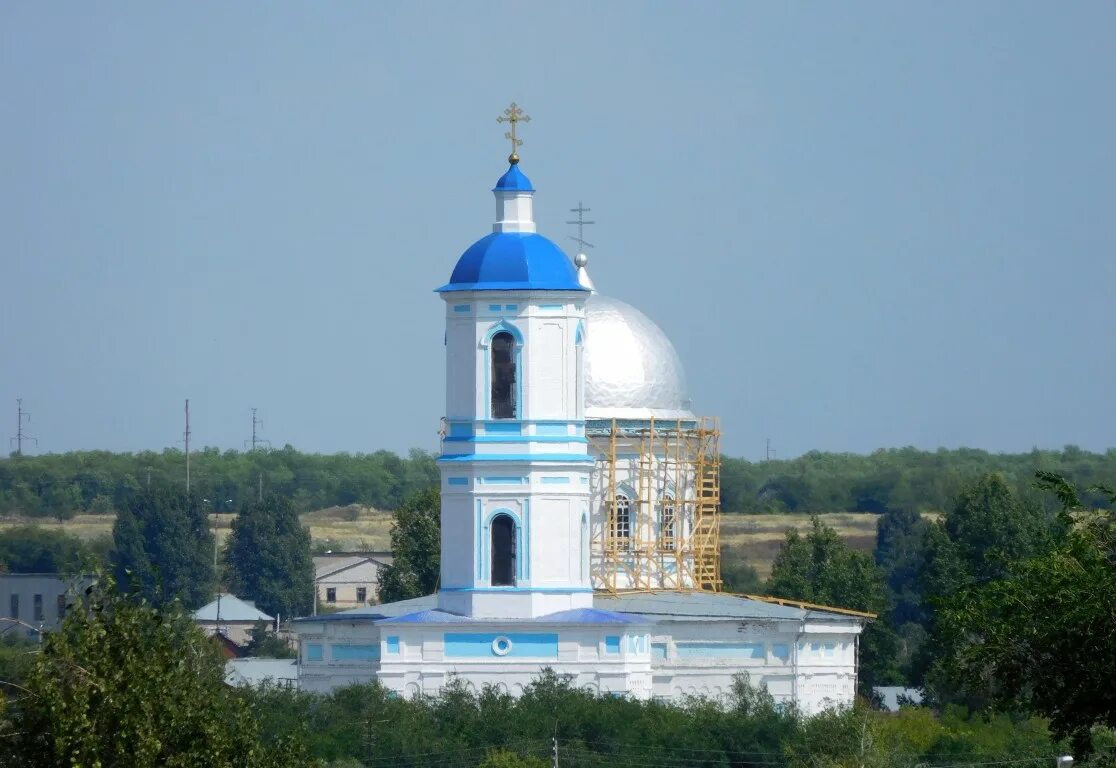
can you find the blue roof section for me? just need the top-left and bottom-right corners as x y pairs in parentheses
(437, 232), (586, 293)
(376, 609), (477, 625)
(493, 164), (534, 192)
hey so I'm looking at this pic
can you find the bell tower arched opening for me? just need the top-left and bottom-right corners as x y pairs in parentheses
(490, 514), (517, 586)
(491, 331), (517, 419)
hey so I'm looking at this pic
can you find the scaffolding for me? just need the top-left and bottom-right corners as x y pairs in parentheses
(589, 416), (722, 593)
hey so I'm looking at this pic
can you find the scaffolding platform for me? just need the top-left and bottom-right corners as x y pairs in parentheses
(588, 417), (722, 593)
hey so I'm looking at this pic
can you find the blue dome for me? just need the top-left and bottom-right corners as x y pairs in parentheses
(493, 164), (534, 192)
(436, 232), (585, 292)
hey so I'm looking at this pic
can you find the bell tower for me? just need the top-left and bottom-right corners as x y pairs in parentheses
(435, 105), (593, 618)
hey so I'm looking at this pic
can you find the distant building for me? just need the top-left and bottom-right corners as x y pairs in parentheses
(0, 573), (91, 636)
(313, 552), (393, 610)
(225, 658), (299, 689)
(193, 593), (274, 646)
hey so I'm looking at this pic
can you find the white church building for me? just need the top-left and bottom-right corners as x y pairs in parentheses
(295, 111), (867, 712)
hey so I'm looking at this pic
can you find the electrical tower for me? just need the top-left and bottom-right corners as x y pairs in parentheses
(9, 398), (38, 456)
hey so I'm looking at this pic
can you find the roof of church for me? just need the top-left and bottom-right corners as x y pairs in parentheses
(437, 231), (584, 292)
(296, 591), (867, 624)
(595, 591), (871, 622)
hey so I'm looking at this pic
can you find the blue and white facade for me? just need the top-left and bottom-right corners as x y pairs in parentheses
(435, 163), (594, 618)
(294, 156), (866, 712)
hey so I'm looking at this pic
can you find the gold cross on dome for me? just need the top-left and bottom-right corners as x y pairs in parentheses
(496, 102), (531, 164)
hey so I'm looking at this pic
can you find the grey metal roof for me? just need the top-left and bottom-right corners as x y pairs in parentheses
(295, 591), (864, 624)
(194, 594), (274, 623)
(593, 591), (863, 622)
(295, 594), (436, 623)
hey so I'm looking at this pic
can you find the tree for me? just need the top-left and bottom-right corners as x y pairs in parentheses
(243, 620), (297, 659)
(225, 494), (313, 618)
(937, 474), (1116, 755)
(377, 488), (440, 603)
(944, 473), (1051, 584)
(110, 487), (215, 609)
(0, 526), (91, 574)
(0, 577), (312, 767)
(766, 516), (900, 690)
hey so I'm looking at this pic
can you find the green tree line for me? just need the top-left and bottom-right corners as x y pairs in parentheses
(0, 446), (439, 519)
(4, 444), (1115, 519)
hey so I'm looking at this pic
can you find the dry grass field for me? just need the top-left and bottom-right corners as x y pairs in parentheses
(0, 508), (877, 576)
(720, 512), (879, 578)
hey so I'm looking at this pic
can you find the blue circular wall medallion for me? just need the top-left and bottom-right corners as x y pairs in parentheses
(492, 636), (513, 656)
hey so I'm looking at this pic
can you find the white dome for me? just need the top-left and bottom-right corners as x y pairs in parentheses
(584, 294), (694, 420)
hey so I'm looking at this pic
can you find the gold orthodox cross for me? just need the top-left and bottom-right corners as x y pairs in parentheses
(497, 102), (530, 164)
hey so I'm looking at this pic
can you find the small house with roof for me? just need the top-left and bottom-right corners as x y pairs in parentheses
(194, 593), (274, 646)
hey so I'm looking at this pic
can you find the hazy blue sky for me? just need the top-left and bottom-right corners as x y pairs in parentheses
(2, 3), (1113, 460)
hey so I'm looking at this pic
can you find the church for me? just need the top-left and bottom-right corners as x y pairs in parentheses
(294, 106), (867, 712)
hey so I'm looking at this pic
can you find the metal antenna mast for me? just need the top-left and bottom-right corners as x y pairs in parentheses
(10, 399), (38, 456)
(184, 399), (191, 492)
(245, 408), (271, 451)
(566, 201), (595, 253)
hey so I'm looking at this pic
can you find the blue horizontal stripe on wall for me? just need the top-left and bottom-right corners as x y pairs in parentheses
(438, 454), (595, 463)
(305, 644), (323, 662)
(772, 644), (790, 661)
(652, 643), (668, 661)
(488, 304), (503, 311)
(480, 476), (526, 485)
(538, 304), (563, 310)
(675, 642), (765, 659)
(448, 422), (474, 437)
(541, 477), (571, 484)
(444, 632), (559, 659)
(535, 423), (570, 436)
(386, 636), (401, 654)
(447, 477), (469, 486)
(504, 304), (518, 311)
(453, 304), (472, 313)
(485, 422), (523, 435)
(331, 644), (381, 661)
(443, 435), (587, 444)
(605, 636), (621, 654)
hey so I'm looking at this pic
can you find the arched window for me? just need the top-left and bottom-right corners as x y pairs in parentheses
(491, 331), (517, 419)
(611, 494), (632, 550)
(660, 498), (676, 551)
(491, 514), (516, 586)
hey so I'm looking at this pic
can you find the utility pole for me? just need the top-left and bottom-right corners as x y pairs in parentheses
(258, 473), (263, 502)
(9, 398), (38, 456)
(552, 735), (559, 768)
(765, 437), (776, 462)
(184, 399), (191, 492)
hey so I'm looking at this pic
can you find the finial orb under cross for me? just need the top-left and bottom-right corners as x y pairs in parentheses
(497, 102), (531, 164)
